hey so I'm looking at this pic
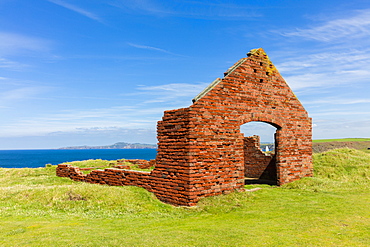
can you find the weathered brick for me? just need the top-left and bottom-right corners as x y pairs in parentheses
(57, 48), (312, 207)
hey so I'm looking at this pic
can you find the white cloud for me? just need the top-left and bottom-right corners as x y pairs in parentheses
(138, 83), (207, 96)
(312, 119), (370, 139)
(0, 32), (51, 56)
(135, 82), (209, 107)
(1, 87), (40, 100)
(127, 43), (185, 57)
(111, 0), (261, 20)
(302, 98), (370, 105)
(311, 111), (370, 117)
(281, 9), (370, 42)
(0, 58), (28, 70)
(269, 9), (370, 140)
(0, 32), (53, 70)
(272, 10), (370, 91)
(47, 0), (102, 22)
(112, 0), (170, 15)
(0, 86), (51, 108)
(275, 48), (370, 91)
(0, 82), (211, 138)
(0, 104), (161, 138)
(277, 49), (370, 74)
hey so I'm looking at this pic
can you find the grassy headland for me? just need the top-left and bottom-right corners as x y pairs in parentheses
(0, 148), (369, 246)
(312, 138), (370, 153)
(313, 138), (370, 143)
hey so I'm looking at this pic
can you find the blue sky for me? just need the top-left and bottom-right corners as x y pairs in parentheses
(1, 0), (369, 149)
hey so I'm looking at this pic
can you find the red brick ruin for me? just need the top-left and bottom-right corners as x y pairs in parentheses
(57, 48), (313, 206)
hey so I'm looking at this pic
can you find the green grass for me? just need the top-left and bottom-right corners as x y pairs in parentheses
(313, 138), (370, 143)
(1, 148), (369, 246)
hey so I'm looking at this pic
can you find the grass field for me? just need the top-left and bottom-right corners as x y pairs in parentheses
(313, 138), (370, 143)
(0, 148), (369, 246)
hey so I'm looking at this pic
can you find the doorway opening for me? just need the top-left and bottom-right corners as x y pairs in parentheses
(240, 121), (278, 185)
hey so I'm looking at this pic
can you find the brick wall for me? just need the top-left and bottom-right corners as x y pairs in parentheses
(56, 164), (152, 189)
(57, 48), (312, 206)
(243, 135), (275, 179)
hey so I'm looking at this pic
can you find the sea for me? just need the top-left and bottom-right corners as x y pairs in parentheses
(0, 149), (157, 169)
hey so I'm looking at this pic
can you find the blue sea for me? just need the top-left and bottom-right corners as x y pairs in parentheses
(0, 149), (157, 169)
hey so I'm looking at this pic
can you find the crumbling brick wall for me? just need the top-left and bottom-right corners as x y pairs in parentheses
(57, 48), (312, 206)
(244, 135), (275, 179)
(57, 164), (153, 189)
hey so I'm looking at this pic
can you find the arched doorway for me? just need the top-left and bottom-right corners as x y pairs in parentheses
(240, 121), (279, 185)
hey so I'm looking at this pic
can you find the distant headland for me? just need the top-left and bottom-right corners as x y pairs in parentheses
(58, 142), (157, 150)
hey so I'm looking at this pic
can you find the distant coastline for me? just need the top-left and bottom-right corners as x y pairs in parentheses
(58, 142), (157, 150)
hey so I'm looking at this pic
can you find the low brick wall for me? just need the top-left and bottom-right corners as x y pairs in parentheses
(114, 159), (155, 169)
(57, 164), (152, 189)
